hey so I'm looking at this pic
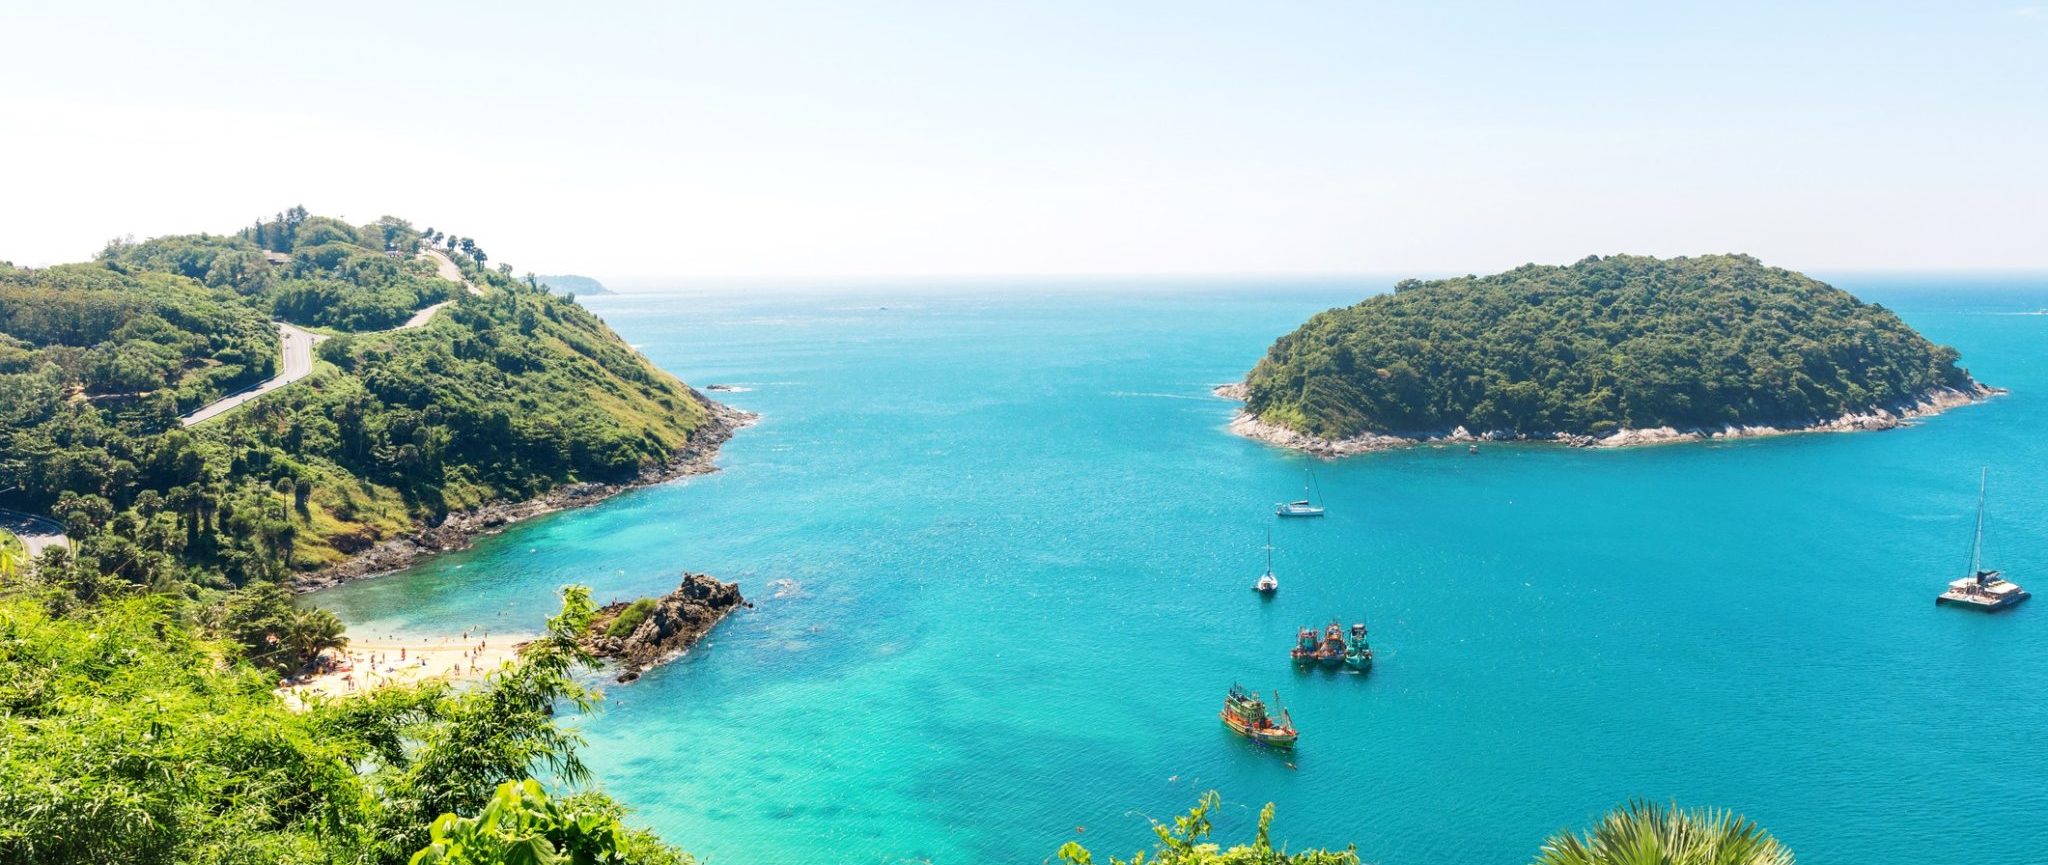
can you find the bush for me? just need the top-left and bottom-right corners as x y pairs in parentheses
(605, 597), (658, 638)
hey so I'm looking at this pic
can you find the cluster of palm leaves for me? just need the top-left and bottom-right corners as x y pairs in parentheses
(1058, 795), (1792, 865)
(1534, 800), (1793, 865)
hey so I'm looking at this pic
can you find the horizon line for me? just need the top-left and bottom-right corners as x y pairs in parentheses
(588, 266), (2048, 286)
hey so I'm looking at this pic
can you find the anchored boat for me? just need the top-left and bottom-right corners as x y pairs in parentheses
(1290, 621), (1347, 666)
(1275, 466), (1325, 518)
(1220, 683), (1297, 748)
(1253, 530), (1279, 595)
(1290, 626), (1320, 664)
(1937, 468), (2030, 611)
(1344, 621), (1373, 672)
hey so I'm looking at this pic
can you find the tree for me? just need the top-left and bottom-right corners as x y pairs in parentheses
(1534, 800), (1793, 865)
(0, 529), (25, 579)
(1056, 792), (1358, 865)
(408, 779), (692, 865)
(282, 607), (347, 667)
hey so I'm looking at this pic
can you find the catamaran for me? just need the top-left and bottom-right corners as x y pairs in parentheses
(1275, 466), (1325, 517)
(1937, 468), (2030, 611)
(1253, 530), (1279, 594)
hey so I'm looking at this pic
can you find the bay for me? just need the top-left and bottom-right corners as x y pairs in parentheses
(314, 274), (2048, 864)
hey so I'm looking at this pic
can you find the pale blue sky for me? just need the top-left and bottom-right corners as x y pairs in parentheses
(3, 1), (2043, 277)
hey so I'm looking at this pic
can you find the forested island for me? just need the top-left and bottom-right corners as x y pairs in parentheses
(1228, 254), (1993, 454)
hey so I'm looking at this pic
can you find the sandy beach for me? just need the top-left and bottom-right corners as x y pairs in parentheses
(277, 632), (532, 708)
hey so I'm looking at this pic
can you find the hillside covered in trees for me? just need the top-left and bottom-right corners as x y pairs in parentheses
(0, 210), (731, 863)
(1, 209), (725, 593)
(1240, 255), (1983, 443)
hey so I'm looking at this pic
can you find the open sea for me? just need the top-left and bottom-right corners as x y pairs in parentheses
(313, 274), (2048, 865)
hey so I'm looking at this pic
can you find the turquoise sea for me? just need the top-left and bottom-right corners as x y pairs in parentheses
(314, 275), (2048, 865)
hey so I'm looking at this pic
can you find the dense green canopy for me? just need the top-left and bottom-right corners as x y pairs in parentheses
(1, 210), (711, 593)
(1243, 255), (1977, 439)
(0, 585), (691, 865)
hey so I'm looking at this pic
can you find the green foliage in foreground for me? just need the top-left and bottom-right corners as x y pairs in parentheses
(410, 780), (691, 865)
(0, 529), (23, 579)
(1534, 799), (1794, 865)
(1057, 794), (1794, 865)
(1057, 792), (1359, 865)
(1244, 254), (1975, 439)
(0, 583), (690, 865)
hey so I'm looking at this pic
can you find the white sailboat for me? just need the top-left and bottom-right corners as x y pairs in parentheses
(1937, 468), (2029, 611)
(1253, 530), (1279, 594)
(1275, 465), (1325, 517)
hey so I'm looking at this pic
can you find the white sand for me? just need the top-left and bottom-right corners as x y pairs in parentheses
(277, 632), (532, 709)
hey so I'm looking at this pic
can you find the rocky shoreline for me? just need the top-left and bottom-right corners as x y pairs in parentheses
(292, 395), (757, 593)
(1215, 381), (2001, 457)
(584, 572), (750, 682)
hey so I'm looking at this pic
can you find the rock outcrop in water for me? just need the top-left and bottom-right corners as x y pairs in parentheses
(586, 572), (749, 682)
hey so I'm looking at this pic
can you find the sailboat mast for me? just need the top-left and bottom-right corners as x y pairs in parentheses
(1971, 467), (1987, 578)
(1264, 529), (1274, 574)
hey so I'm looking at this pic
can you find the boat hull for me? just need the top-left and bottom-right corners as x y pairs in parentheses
(1275, 506), (1325, 518)
(1220, 712), (1296, 748)
(1936, 590), (2031, 611)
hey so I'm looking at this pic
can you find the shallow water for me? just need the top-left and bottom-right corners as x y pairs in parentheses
(314, 275), (2048, 864)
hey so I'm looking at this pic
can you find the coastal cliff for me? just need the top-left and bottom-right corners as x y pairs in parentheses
(1229, 254), (1995, 455)
(293, 397), (755, 591)
(0, 210), (750, 595)
(586, 572), (750, 682)
(1219, 381), (1997, 455)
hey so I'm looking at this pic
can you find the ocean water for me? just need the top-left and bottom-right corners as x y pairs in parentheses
(313, 275), (2048, 865)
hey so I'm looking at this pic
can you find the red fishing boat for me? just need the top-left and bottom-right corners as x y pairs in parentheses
(1289, 626), (1320, 664)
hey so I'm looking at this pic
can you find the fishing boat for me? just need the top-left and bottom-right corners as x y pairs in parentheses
(1292, 621), (1345, 665)
(1937, 469), (2030, 611)
(1344, 621), (1373, 672)
(1253, 530), (1279, 594)
(1220, 683), (1297, 748)
(1275, 466), (1325, 518)
(1316, 620), (1346, 667)
(1290, 627), (1320, 664)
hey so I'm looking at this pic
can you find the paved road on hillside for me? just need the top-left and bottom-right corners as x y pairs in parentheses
(0, 509), (69, 560)
(180, 322), (327, 426)
(401, 300), (456, 328)
(177, 252), (476, 426)
(422, 249), (484, 295)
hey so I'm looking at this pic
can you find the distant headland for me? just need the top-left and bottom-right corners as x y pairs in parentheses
(537, 273), (611, 295)
(1225, 254), (1998, 455)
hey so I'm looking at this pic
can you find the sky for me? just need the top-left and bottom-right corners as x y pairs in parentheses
(2, 1), (2043, 279)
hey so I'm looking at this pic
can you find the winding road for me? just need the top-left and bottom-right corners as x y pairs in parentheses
(421, 249), (484, 296)
(180, 322), (326, 426)
(0, 509), (69, 560)
(178, 252), (476, 426)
